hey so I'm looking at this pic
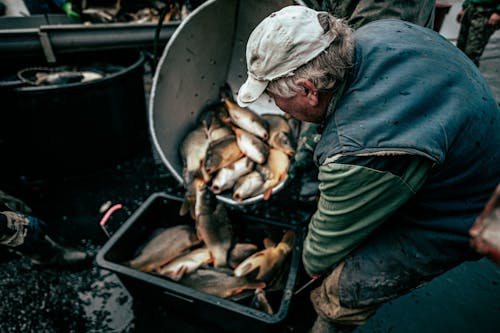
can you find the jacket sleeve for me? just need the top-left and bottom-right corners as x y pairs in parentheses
(302, 156), (432, 276)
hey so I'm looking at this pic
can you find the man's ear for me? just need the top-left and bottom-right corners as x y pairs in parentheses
(295, 78), (319, 106)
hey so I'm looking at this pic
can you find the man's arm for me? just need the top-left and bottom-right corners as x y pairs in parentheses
(302, 155), (433, 276)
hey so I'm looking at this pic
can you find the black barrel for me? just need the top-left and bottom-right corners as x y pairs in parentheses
(0, 50), (149, 178)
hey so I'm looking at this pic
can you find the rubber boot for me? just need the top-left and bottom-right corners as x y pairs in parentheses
(309, 316), (356, 333)
(21, 234), (92, 268)
(1, 211), (92, 268)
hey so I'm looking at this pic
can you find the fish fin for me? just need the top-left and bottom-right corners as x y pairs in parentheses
(172, 266), (189, 281)
(263, 237), (276, 249)
(234, 252), (265, 277)
(263, 188), (273, 200)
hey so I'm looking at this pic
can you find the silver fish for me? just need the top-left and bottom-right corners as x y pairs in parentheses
(210, 157), (255, 194)
(262, 114), (296, 156)
(204, 135), (244, 175)
(179, 267), (266, 299)
(157, 247), (213, 281)
(232, 127), (269, 164)
(195, 180), (233, 268)
(125, 225), (201, 273)
(257, 149), (290, 200)
(232, 171), (265, 202)
(222, 96), (269, 140)
(180, 123), (210, 186)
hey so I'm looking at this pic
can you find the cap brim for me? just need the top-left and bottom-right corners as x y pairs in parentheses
(237, 76), (268, 107)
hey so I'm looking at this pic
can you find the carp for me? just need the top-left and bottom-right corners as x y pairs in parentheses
(199, 106), (233, 143)
(179, 267), (266, 299)
(204, 135), (244, 175)
(262, 114), (296, 156)
(234, 230), (295, 282)
(195, 180), (233, 268)
(232, 171), (265, 202)
(257, 148), (290, 200)
(210, 157), (255, 194)
(158, 247), (213, 281)
(228, 243), (259, 269)
(179, 122), (210, 186)
(232, 127), (269, 164)
(221, 94), (269, 141)
(125, 225), (201, 273)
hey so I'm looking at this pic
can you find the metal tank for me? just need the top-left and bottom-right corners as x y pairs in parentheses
(149, 0), (296, 205)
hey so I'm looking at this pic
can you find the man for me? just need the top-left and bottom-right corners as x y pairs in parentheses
(290, 0), (436, 202)
(237, 6), (500, 333)
(301, 0), (436, 29)
(456, 0), (500, 66)
(0, 190), (91, 267)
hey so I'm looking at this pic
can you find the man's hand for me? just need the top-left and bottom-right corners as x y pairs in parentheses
(470, 184), (500, 265)
(488, 12), (500, 27)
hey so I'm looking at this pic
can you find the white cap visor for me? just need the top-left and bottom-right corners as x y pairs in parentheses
(237, 75), (268, 107)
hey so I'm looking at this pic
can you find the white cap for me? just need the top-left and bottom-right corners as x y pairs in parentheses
(237, 5), (336, 107)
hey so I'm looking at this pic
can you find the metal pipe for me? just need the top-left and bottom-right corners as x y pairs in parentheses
(0, 22), (179, 58)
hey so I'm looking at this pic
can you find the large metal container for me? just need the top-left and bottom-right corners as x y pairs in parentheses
(149, 0), (296, 206)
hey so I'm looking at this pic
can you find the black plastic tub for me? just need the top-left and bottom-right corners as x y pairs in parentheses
(0, 50), (148, 178)
(96, 192), (303, 333)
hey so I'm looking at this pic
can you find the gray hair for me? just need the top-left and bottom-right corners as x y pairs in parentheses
(266, 13), (354, 98)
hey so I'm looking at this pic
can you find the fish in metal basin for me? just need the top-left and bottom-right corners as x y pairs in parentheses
(221, 93), (269, 141)
(234, 230), (295, 282)
(180, 122), (210, 186)
(179, 267), (266, 299)
(204, 135), (244, 175)
(262, 114), (296, 156)
(125, 225), (201, 273)
(232, 127), (269, 164)
(210, 157), (254, 194)
(157, 247), (213, 281)
(199, 106), (233, 144)
(257, 148), (290, 200)
(232, 171), (265, 202)
(195, 180), (233, 268)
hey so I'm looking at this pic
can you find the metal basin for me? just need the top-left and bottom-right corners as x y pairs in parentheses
(149, 0), (296, 205)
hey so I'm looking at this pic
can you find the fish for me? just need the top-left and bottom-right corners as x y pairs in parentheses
(204, 135), (244, 175)
(262, 114), (296, 156)
(232, 171), (265, 202)
(232, 127), (269, 164)
(210, 157), (255, 194)
(179, 267), (266, 299)
(125, 224), (201, 272)
(195, 180), (233, 267)
(179, 178), (198, 219)
(157, 247), (213, 281)
(228, 243), (259, 269)
(257, 148), (290, 200)
(221, 93), (269, 140)
(179, 123), (210, 186)
(34, 70), (103, 86)
(233, 230), (295, 282)
(250, 288), (274, 315)
(198, 106), (233, 143)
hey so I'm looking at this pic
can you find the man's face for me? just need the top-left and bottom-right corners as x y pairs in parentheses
(266, 91), (327, 124)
